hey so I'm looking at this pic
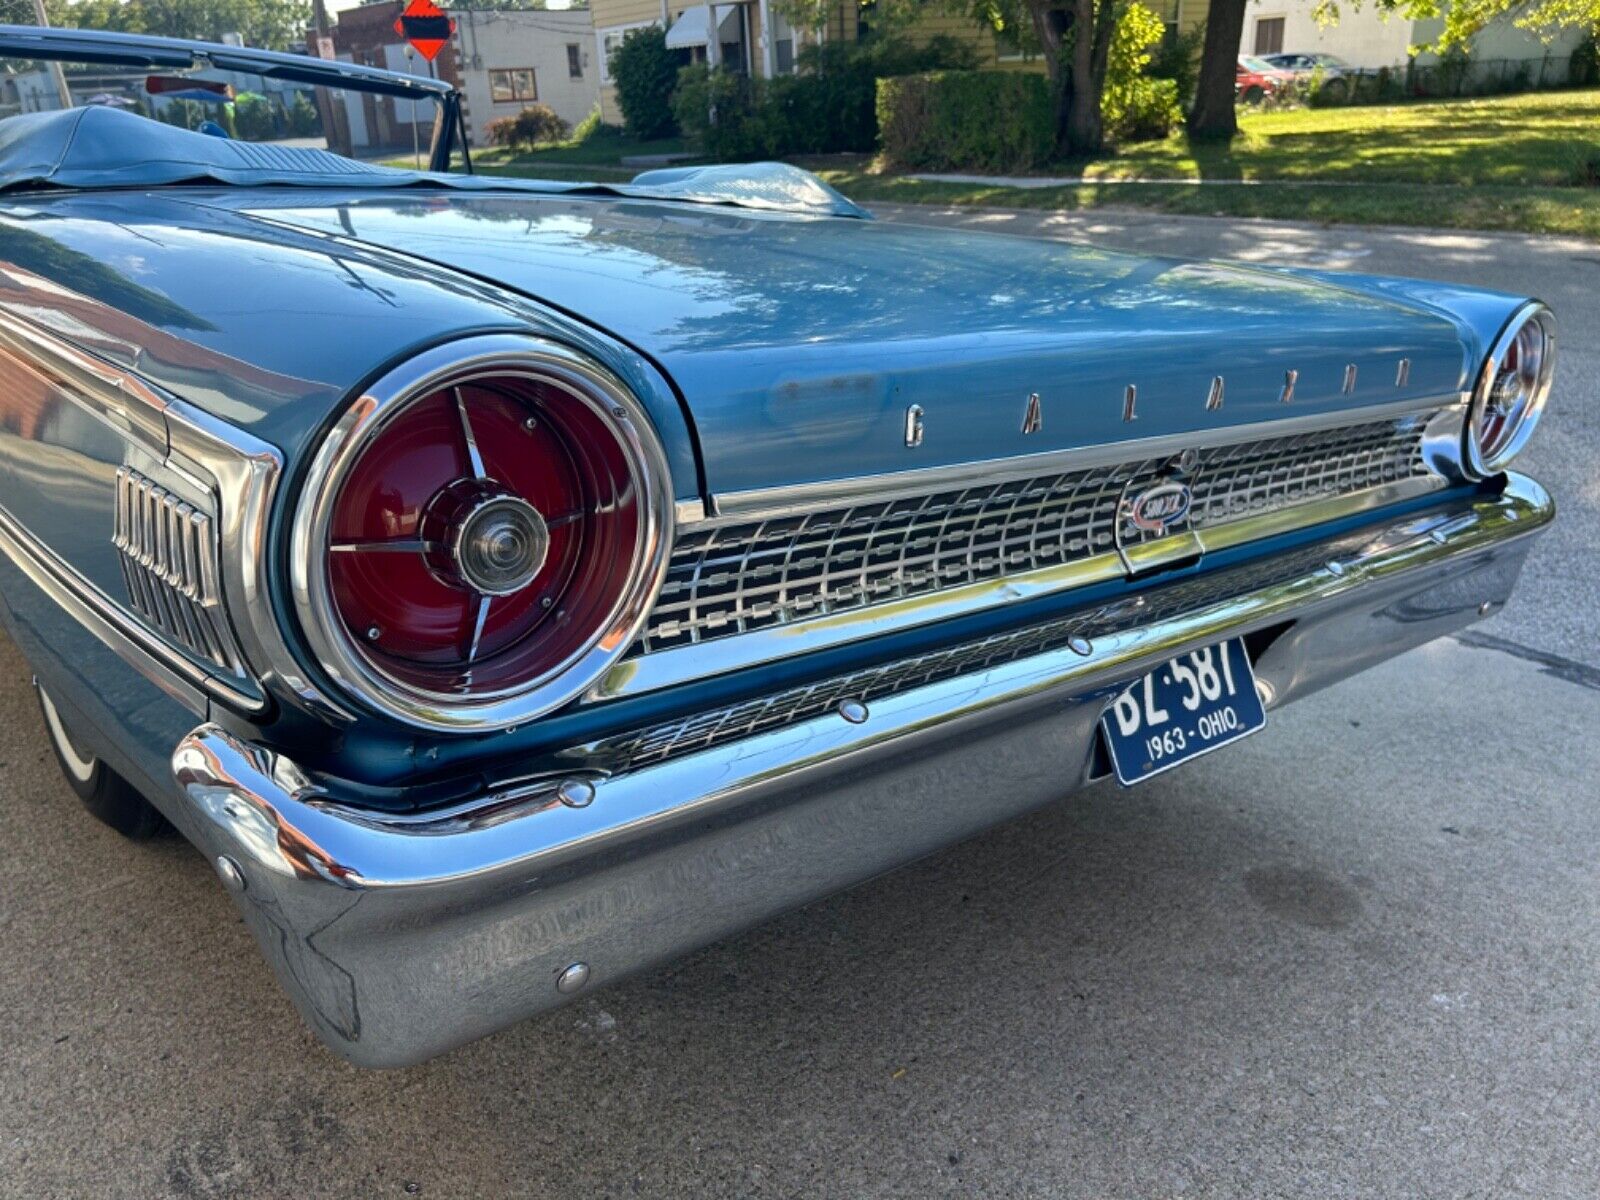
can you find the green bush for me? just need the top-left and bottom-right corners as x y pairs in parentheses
(877, 70), (1053, 171)
(287, 91), (321, 137)
(612, 25), (681, 139)
(1100, 2), (1181, 141)
(1103, 75), (1181, 140)
(1574, 38), (1599, 87)
(1146, 24), (1202, 112)
(570, 102), (607, 144)
(483, 104), (570, 152)
(233, 92), (276, 140)
(676, 36), (978, 160)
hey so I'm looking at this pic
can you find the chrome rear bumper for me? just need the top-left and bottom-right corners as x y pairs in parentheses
(172, 474), (1552, 1067)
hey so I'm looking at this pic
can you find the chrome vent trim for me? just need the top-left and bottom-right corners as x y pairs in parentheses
(113, 467), (246, 677)
(638, 412), (1442, 656)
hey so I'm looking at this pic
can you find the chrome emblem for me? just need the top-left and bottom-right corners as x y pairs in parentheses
(1127, 481), (1192, 533)
(904, 404), (924, 448)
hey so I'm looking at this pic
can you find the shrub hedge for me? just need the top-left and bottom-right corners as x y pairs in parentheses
(612, 25), (681, 139)
(675, 36), (978, 160)
(876, 71), (1053, 172)
(484, 104), (570, 152)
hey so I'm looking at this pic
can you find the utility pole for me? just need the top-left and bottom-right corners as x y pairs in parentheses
(29, 0), (74, 111)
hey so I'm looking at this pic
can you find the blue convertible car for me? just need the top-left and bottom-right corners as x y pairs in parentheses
(0, 28), (1556, 1065)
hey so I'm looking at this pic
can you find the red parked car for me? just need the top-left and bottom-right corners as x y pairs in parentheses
(1236, 55), (1295, 102)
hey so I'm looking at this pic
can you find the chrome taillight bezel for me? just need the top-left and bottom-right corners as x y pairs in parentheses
(1463, 303), (1556, 480)
(288, 335), (673, 732)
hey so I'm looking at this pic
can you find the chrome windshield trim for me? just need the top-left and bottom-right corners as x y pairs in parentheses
(702, 393), (1467, 525)
(588, 471), (1449, 703)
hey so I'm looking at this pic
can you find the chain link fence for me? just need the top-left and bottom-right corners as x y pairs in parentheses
(1325, 51), (1598, 106)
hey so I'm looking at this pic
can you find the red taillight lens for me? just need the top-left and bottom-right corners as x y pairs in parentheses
(292, 341), (671, 730)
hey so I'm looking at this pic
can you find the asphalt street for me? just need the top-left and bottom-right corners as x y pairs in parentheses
(2, 209), (1597, 1199)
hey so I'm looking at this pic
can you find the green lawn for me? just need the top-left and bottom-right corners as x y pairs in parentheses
(1038, 88), (1600, 187)
(457, 89), (1600, 239)
(472, 127), (691, 174)
(813, 88), (1600, 240)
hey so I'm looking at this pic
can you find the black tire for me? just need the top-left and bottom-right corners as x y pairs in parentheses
(1319, 78), (1349, 103)
(36, 685), (168, 840)
(1243, 85), (1265, 104)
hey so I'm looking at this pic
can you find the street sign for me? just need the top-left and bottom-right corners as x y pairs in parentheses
(394, 0), (455, 63)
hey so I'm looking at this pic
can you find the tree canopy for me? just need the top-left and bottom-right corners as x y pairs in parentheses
(43, 0), (313, 52)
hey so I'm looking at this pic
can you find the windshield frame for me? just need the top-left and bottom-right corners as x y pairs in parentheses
(0, 23), (469, 173)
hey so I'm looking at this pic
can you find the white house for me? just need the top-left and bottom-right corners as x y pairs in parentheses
(447, 7), (601, 146)
(1241, 0), (1589, 76)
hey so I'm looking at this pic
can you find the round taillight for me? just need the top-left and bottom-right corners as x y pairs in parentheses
(1464, 304), (1556, 479)
(290, 338), (672, 731)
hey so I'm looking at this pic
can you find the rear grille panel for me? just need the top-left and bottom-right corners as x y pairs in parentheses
(601, 541), (1338, 772)
(638, 413), (1439, 655)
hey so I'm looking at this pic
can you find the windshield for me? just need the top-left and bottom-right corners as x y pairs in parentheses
(0, 55), (459, 172)
(1238, 57), (1276, 72)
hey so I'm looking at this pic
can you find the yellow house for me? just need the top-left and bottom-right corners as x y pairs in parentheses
(589, 0), (1203, 125)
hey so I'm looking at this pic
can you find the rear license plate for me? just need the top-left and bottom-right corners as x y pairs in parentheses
(1100, 638), (1266, 786)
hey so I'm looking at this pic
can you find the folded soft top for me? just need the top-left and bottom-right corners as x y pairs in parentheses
(0, 106), (869, 218)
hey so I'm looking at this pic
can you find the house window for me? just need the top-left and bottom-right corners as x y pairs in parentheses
(489, 68), (538, 103)
(1254, 17), (1285, 55)
(567, 43), (582, 78)
(597, 22), (655, 84)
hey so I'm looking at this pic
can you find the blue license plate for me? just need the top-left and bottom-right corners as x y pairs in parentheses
(1100, 638), (1266, 786)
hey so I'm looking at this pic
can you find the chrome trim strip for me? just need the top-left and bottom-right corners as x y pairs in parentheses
(165, 397), (349, 721)
(288, 335), (676, 733)
(702, 393), (1466, 525)
(589, 471), (1448, 703)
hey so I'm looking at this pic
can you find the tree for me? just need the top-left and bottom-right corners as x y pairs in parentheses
(44, 0), (313, 52)
(1188, 0), (1247, 139)
(1357, 0), (1597, 50)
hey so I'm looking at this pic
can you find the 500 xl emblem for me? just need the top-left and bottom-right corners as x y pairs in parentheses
(1126, 481), (1193, 533)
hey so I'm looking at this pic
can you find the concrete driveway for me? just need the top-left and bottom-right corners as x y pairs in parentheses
(2, 210), (1597, 1199)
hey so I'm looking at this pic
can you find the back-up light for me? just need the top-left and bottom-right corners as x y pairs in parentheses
(290, 338), (672, 731)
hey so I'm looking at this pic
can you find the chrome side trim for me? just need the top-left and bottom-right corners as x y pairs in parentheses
(165, 397), (349, 722)
(588, 471), (1446, 703)
(288, 335), (676, 733)
(703, 393), (1466, 525)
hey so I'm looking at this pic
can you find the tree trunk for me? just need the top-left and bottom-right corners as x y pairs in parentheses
(1062, 0), (1101, 155)
(1189, 0), (1249, 139)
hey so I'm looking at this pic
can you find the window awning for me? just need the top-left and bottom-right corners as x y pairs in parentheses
(665, 5), (743, 49)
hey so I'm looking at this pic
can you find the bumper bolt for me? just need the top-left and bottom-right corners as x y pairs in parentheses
(556, 962), (590, 994)
(1478, 600), (1494, 616)
(215, 856), (247, 894)
(837, 698), (869, 724)
(556, 779), (595, 809)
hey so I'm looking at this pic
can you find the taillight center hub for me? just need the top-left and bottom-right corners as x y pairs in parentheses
(422, 481), (550, 597)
